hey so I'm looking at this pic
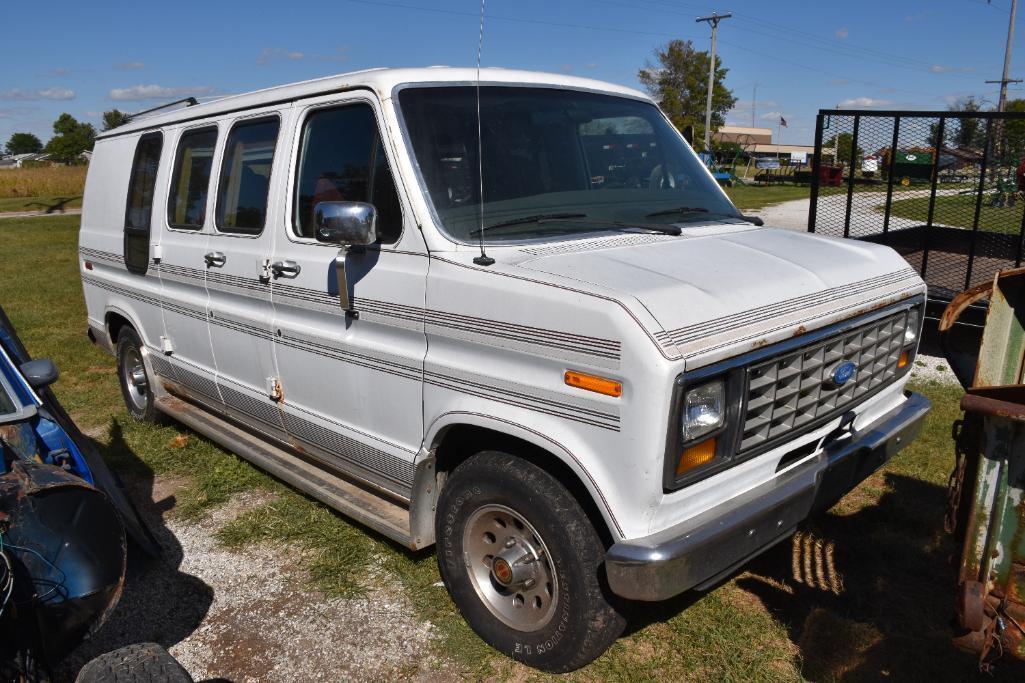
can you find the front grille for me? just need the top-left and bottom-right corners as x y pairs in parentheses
(740, 309), (909, 451)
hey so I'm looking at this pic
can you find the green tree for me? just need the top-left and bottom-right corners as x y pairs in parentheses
(826, 132), (863, 165)
(4, 132), (43, 155)
(101, 109), (131, 131)
(43, 113), (96, 163)
(948, 96), (987, 150)
(1004, 99), (1025, 161)
(638, 39), (736, 151)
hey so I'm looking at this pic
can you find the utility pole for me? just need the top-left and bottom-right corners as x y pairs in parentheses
(986, 0), (1020, 113)
(752, 82), (758, 128)
(696, 11), (731, 152)
(984, 0), (1020, 175)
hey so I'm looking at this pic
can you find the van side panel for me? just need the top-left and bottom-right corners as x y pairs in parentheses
(80, 135), (167, 352)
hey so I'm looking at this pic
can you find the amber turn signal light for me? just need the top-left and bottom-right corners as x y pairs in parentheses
(676, 438), (717, 476)
(564, 371), (622, 397)
(897, 350), (909, 369)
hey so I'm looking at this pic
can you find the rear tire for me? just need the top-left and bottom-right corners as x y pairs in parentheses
(75, 642), (192, 682)
(116, 328), (157, 423)
(436, 451), (625, 672)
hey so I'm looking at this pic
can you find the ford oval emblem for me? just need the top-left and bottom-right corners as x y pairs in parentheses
(829, 361), (858, 387)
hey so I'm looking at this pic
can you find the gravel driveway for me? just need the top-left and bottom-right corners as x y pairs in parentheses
(61, 474), (446, 682)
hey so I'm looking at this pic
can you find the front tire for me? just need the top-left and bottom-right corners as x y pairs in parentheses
(436, 451), (625, 672)
(116, 327), (157, 423)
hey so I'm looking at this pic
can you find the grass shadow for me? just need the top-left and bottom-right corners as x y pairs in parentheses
(23, 196), (80, 214)
(731, 472), (1025, 681)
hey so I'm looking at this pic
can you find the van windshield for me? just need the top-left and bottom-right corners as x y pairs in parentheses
(398, 86), (741, 243)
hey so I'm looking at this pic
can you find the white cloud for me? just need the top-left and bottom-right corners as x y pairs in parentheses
(257, 48), (306, 65)
(117, 62), (146, 70)
(839, 97), (893, 107)
(732, 99), (777, 113)
(930, 64), (976, 73)
(760, 111), (784, 121)
(37, 87), (75, 100)
(0, 107), (37, 119)
(315, 47), (350, 63)
(835, 27), (848, 40)
(0, 88), (75, 101)
(108, 84), (214, 101)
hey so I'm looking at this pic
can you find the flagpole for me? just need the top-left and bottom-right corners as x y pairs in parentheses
(777, 118), (781, 160)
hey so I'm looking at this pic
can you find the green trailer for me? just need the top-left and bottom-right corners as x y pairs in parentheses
(940, 268), (1025, 668)
(890, 150), (934, 182)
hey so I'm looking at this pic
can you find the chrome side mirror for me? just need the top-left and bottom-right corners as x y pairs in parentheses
(314, 202), (377, 316)
(314, 201), (378, 246)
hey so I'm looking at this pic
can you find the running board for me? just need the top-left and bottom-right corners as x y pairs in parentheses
(155, 395), (415, 548)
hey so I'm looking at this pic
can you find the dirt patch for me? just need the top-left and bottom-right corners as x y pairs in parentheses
(167, 522), (439, 681)
(62, 475), (448, 682)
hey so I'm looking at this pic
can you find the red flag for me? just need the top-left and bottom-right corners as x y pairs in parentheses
(780, 116), (788, 128)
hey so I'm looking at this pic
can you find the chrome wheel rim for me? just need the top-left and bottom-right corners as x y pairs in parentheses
(462, 504), (558, 631)
(121, 345), (149, 411)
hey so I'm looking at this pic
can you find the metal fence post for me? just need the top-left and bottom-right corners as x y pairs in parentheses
(808, 112), (824, 233)
(843, 114), (860, 238)
(882, 116), (900, 234)
(920, 116), (946, 279)
(966, 118), (994, 288)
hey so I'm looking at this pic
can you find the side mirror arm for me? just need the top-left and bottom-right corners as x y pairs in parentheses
(335, 247), (358, 318)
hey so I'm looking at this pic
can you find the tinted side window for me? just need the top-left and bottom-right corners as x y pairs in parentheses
(216, 117), (279, 235)
(124, 132), (163, 274)
(168, 126), (217, 230)
(293, 104), (401, 243)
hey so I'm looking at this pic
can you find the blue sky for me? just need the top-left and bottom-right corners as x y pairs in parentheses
(0, 0), (1017, 148)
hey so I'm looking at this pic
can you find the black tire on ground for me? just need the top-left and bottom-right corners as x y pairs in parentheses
(75, 643), (192, 683)
(116, 327), (158, 423)
(436, 451), (626, 673)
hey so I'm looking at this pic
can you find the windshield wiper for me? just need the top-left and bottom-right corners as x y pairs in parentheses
(644, 206), (710, 218)
(471, 212), (587, 235)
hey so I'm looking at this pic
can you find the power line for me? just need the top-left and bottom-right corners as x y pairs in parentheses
(594, 0), (993, 78)
(326, 0), (970, 101)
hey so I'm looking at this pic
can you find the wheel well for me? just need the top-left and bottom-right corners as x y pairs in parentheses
(104, 312), (132, 346)
(432, 424), (614, 547)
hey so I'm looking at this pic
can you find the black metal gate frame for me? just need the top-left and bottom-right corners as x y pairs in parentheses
(808, 109), (1025, 298)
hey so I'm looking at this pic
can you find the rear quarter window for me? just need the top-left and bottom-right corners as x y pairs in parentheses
(123, 132), (163, 274)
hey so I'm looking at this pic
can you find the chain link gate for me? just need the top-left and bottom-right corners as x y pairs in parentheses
(808, 109), (1025, 320)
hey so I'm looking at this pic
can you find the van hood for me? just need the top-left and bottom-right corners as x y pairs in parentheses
(515, 225), (924, 363)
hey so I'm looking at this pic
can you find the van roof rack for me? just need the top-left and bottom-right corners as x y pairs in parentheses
(127, 96), (199, 122)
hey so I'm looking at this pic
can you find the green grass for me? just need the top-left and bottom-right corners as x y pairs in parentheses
(886, 193), (1024, 233)
(725, 184), (809, 211)
(0, 195), (82, 213)
(4, 215), (1023, 680)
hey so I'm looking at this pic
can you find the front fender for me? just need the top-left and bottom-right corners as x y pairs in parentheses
(422, 410), (626, 540)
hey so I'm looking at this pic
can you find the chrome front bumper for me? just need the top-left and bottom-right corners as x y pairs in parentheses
(605, 391), (931, 602)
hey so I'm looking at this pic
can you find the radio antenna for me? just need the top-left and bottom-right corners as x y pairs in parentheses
(472, 0), (494, 266)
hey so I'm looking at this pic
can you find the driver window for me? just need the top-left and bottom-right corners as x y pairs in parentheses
(292, 103), (401, 243)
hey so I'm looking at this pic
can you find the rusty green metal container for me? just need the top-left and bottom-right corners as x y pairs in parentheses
(940, 267), (1025, 665)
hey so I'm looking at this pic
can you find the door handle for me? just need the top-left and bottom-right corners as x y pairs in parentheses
(204, 251), (226, 267)
(270, 260), (301, 278)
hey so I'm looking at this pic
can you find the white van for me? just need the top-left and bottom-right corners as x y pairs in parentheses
(80, 67), (929, 672)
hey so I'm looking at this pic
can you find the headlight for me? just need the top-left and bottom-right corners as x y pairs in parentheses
(905, 308), (920, 345)
(682, 379), (724, 441)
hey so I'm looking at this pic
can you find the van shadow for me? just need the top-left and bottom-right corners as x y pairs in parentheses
(622, 472), (1025, 681)
(56, 419), (214, 681)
